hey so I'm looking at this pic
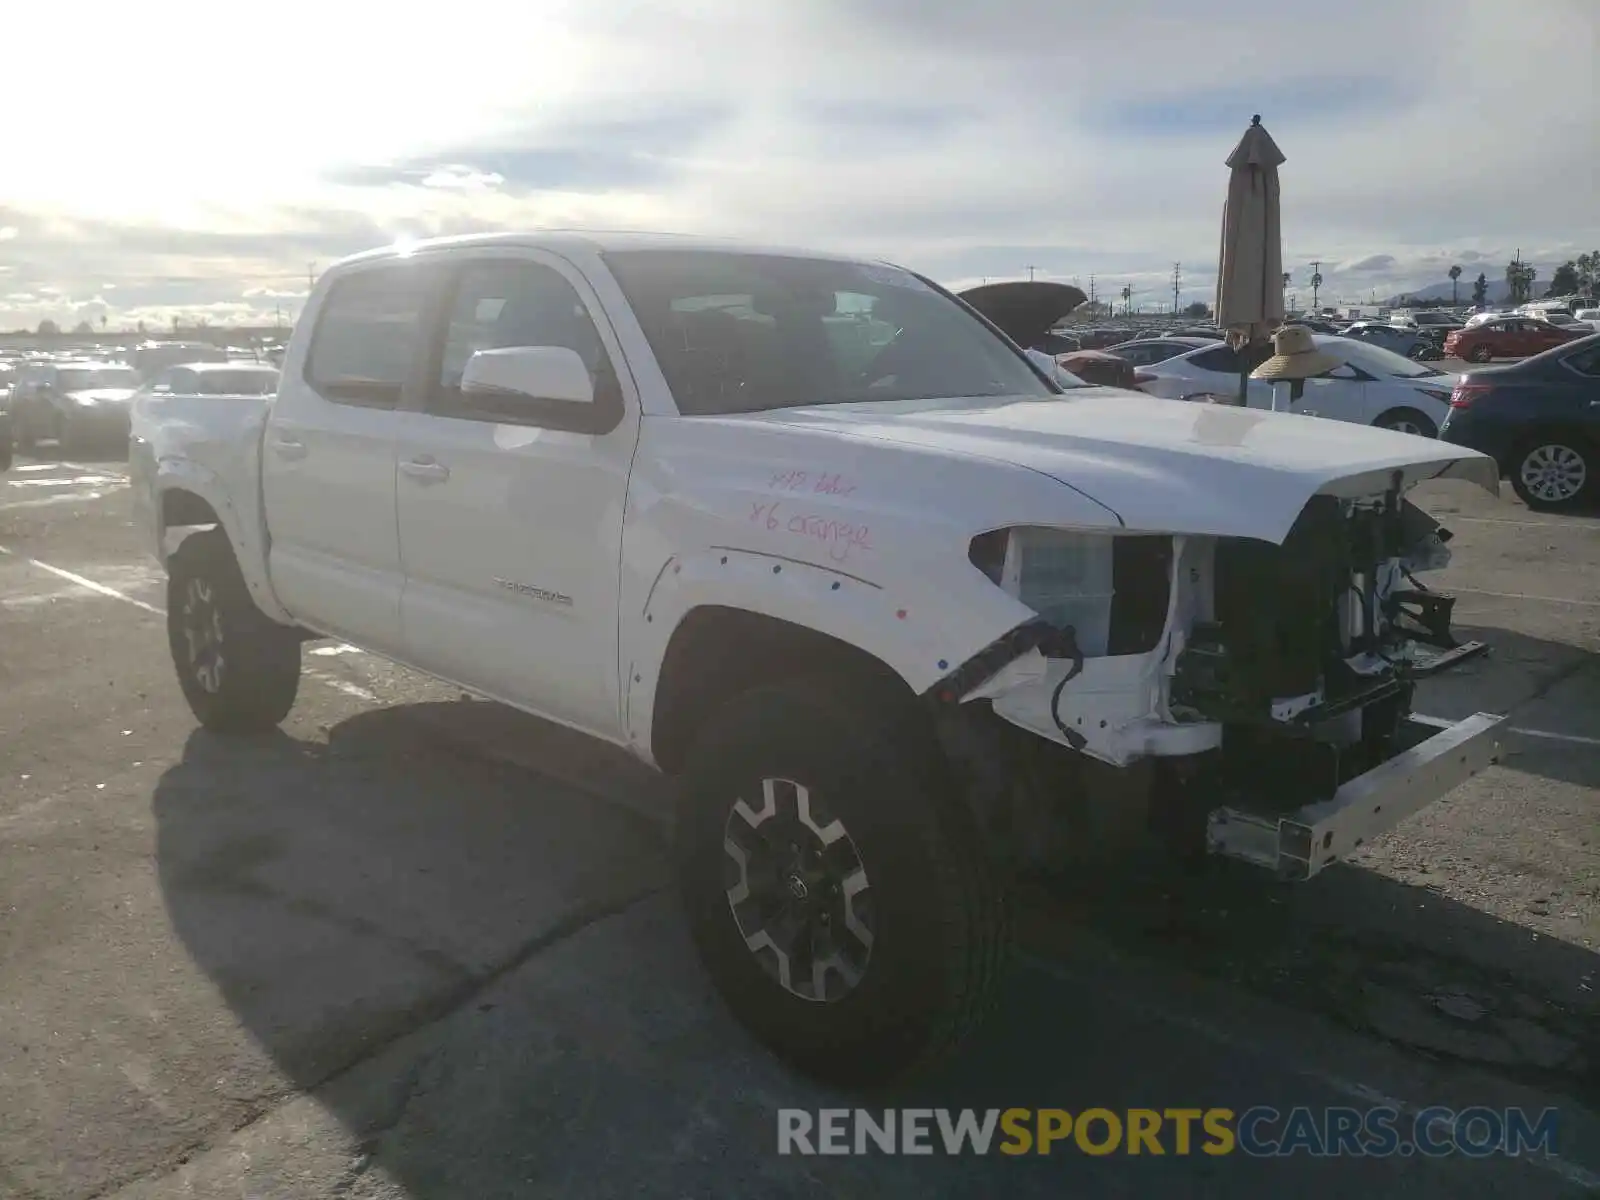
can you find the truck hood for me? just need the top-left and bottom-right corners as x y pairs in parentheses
(956, 281), (1087, 347)
(742, 391), (1500, 544)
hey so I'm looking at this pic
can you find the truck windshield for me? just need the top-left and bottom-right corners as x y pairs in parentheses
(602, 249), (1056, 415)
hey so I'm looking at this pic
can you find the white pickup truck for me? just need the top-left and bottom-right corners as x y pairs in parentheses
(130, 231), (1507, 1086)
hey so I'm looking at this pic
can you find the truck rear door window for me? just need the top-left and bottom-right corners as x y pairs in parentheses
(305, 267), (432, 408)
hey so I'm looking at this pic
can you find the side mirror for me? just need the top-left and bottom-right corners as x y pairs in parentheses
(461, 346), (594, 407)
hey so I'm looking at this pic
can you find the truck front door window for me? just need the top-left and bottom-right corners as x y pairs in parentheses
(433, 261), (616, 421)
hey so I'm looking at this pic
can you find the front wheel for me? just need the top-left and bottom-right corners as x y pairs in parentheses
(1511, 438), (1594, 512)
(1469, 344), (1495, 363)
(1374, 408), (1438, 439)
(166, 531), (302, 733)
(676, 679), (1009, 1087)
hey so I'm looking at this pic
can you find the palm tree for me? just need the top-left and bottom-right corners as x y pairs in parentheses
(1448, 264), (1462, 305)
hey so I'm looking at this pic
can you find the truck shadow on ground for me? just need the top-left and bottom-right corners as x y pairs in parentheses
(1032, 863), (1599, 1111)
(150, 699), (1599, 1195)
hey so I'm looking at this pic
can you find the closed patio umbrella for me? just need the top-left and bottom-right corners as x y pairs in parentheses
(1214, 114), (1286, 404)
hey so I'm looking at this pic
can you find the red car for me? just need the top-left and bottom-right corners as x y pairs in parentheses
(1444, 317), (1583, 363)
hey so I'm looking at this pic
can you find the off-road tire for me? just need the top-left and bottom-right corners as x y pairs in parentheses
(166, 530), (301, 733)
(676, 677), (1009, 1088)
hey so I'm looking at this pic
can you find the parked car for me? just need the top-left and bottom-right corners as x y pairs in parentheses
(130, 340), (231, 382)
(130, 231), (1505, 1087)
(1572, 308), (1600, 333)
(1391, 311), (1464, 337)
(1443, 317), (1584, 363)
(11, 361), (142, 454)
(1105, 336), (1219, 367)
(1341, 322), (1441, 360)
(1439, 333), (1600, 511)
(1056, 349), (1137, 389)
(134, 362), (281, 400)
(1135, 335), (1457, 436)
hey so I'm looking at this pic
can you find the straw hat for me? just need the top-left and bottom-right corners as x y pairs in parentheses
(1250, 325), (1342, 381)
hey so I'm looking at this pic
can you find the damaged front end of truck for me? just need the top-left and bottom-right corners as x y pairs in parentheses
(923, 471), (1505, 881)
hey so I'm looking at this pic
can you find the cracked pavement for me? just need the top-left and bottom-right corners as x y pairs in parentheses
(0, 455), (1596, 1197)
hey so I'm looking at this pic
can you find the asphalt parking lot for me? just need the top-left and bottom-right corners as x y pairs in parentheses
(1, 446), (1597, 1199)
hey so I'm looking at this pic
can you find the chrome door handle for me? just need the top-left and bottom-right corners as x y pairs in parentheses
(270, 436), (307, 461)
(400, 456), (450, 483)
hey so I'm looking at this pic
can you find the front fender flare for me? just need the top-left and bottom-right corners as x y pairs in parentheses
(622, 545), (1035, 764)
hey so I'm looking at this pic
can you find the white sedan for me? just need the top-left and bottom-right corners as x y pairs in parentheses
(1132, 334), (1457, 437)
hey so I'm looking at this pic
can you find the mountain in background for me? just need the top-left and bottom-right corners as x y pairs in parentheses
(1384, 277), (1513, 305)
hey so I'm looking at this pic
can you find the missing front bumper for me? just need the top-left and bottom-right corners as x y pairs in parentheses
(1205, 711), (1505, 881)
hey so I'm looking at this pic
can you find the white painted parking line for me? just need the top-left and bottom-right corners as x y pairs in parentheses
(308, 643), (364, 657)
(1509, 726), (1600, 749)
(9, 463), (63, 473)
(0, 490), (122, 512)
(0, 544), (378, 702)
(1450, 585), (1600, 609)
(6, 474), (126, 489)
(1439, 514), (1597, 530)
(0, 545), (164, 615)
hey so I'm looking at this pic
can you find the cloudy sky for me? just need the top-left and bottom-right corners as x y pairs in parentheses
(2, 0), (1596, 331)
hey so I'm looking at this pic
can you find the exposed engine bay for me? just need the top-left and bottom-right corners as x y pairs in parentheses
(928, 476), (1497, 877)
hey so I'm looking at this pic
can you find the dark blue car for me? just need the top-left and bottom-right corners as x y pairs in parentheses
(1439, 333), (1600, 511)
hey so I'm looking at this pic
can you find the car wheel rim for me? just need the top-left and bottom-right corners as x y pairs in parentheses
(1520, 445), (1587, 503)
(181, 577), (225, 693)
(1390, 418), (1427, 436)
(722, 777), (874, 1003)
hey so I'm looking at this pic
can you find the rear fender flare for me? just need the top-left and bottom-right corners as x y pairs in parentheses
(153, 460), (292, 624)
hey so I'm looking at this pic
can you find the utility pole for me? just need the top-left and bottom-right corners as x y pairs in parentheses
(1309, 260), (1322, 311)
(1026, 265), (1037, 282)
(1172, 262), (1182, 314)
(1088, 274), (1096, 311)
(308, 262), (316, 293)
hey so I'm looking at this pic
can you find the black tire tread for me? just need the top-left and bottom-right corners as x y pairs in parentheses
(677, 674), (1009, 1088)
(167, 530), (301, 733)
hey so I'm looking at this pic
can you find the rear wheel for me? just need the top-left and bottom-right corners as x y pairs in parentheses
(1510, 438), (1594, 512)
(1374, 407), (1438, 439)
(166, 530), (302, 733)
(1469, 344), (1494, 363)
(676, 678), (1008, 1087)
